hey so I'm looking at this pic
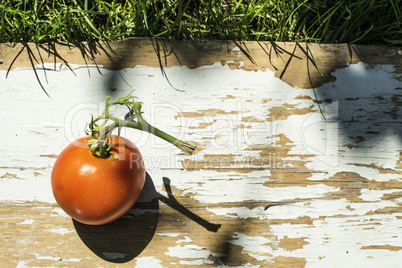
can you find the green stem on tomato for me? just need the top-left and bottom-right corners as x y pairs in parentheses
(87, 92), (197, 157)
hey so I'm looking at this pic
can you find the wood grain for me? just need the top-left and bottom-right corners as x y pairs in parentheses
(1, 39), (401, 88)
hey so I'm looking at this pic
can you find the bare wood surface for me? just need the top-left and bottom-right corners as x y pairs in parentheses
(0, 39), (401, 267)
(1, 39), (401, 88)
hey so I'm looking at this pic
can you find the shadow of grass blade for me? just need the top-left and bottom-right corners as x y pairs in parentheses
(25, 44), (50, 97)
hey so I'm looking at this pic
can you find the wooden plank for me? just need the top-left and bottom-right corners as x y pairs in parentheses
(1, 39), (401, 88)
(0, 39), (401, 267)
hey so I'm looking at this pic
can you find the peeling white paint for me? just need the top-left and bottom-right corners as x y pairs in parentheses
(177, 236), (193, 244)
(16, 261), (28, 268)
(0, 173), (55, 203)
(1, 61), (400, 204)
(156, 232), (187, 237)
(207, 206), (267, 220)
(136, 256), (163, 267)
(166, 244), (211, 259)
(33, 253), (61, 261)
(1, 58), (401, 267)
(49, 227), (73, 235)
(359, 189), (402, 202)
(231, 46), (242, 53)
(33, 253), (82, 262)
(266, 199), (400, 220)
(62, 258), (82, 262)
(229, 232), (274, 261)
(180, 259), (214, 265)
(51, 207), (69, 217)
(184, 181), (338, 204)
(18, 219), (34, 225)
(271, 215), (402, 268)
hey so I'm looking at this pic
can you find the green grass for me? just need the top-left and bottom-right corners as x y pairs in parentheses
(1, 0), (401, 45)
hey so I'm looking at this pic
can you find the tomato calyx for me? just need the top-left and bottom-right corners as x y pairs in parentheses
(85, 91), (197, 158)
(87, 137), (112, 158)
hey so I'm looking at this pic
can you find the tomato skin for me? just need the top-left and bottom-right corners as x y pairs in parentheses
(51, 135), (146, 225)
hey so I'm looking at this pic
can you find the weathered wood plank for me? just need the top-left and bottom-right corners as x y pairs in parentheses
(1, 39), (401, 88)
(0, 39), (401, 267)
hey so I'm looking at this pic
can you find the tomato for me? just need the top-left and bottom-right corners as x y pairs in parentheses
(51, 135), (146, 225)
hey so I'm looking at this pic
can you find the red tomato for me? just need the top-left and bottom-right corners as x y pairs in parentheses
(51, 135), (145, 225)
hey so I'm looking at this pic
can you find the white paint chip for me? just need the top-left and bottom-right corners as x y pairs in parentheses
(49, 227), (73, 236)
(229, 232), (273, 260)
(16, 261), (28, 268)
(156, 232), (187, 238)
(136, 256), (163, 268)
(51, 207), (69, 217)
(18, 219), (34, 225)
(166, 244), (211, 259)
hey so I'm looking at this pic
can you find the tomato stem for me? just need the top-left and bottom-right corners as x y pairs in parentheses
(87, 92), (197, 157)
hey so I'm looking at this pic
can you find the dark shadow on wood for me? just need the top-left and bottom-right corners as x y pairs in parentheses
(257, 41), (279, 71)
(295, 43), (326, 120)
(279, 43), (298, 80)
(160, 177), (221, 233)
(73, 173), (221, 263)
(38, 43), (77, 74)
(5, 41), (133, 97)
(258, 41), (303, 73)
(73, 173), (159, 263)
(347, 44), (364, 66)
(150, 38), (184, 91)
(51, 41), (132, 92)
(314, 44), (402, 145)
(233, 40), (256, 65)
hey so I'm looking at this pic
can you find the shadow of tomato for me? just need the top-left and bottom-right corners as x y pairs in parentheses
(73, 173), (160, 263)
